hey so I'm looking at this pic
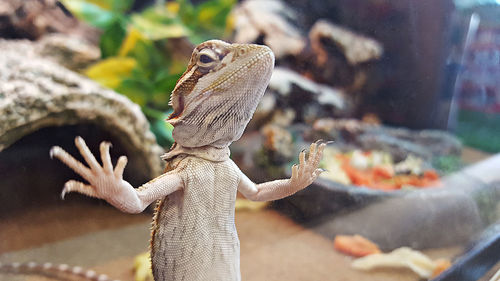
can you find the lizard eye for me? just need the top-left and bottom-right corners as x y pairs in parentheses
(197, 49), (218, 69)
(200, 54), (213, 64)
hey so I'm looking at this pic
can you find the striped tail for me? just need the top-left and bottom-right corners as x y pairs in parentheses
(0, 261), (120, 281)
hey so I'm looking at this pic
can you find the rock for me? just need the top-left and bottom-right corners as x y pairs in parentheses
(264, 67), (350, 123)
(309, 20), (383, 66)
(36, 34), (101, 72)
(232, 0), (306, 58)
(269, 68), (346, 110)
(0, 39), (164, 210)
(0, 0), (100, 43)
(250, 93), (277, 129)
(311, 118), (461, 162)
(232, 1), (384, 118)
(261, 123), (294, 160)
(358, 127), (462, 162)
(301, 19), (383, 103)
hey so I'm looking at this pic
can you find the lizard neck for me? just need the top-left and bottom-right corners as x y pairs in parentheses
(161, 143), (230, 162)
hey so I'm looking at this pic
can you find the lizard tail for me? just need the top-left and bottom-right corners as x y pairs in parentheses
(0, 261), (120, 281)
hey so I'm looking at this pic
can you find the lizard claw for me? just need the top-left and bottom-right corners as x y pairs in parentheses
(61, 180), (97, 199)
(49, 146), (57, 159)
(314, 139), (335, 146)
(314, 168), (327, 177)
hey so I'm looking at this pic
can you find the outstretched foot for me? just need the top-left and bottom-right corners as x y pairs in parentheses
(289, 140), (327, 188)
(50, 136), (130, 200)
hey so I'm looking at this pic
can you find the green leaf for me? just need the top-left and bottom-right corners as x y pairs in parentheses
(84, 0), (113, 10)
(144, 108), (174, 147)
(99, 18), (127, 58)
(176, 0), (196, 22)
(60, 0), (115, 29)
(186, 33), (208, 45)
(115, 78), (154, 106)
(182, 0), (236, 42)
(85, 57), (137, 88)
(151, 120), (174, 147)
(152, 94), (171, 108)
(143, 106), (168, 120)
(196, 0), (235, 28)
(139, 6), (177, 22)
(149, 72), (181, 109)
(154, 72), (180, 93)
(129, 40), (160, 76)
(131, 14), (189, 40)
(112, 0), (134, 13)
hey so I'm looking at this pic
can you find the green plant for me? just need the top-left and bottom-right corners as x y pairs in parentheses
(60, 0), (236, 146)
(456, 110), (500, 153)
(432, 155), (462, 175)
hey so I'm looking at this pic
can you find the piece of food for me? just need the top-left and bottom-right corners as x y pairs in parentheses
(320, 147), (352, 185)
(431, 258), (452, 278)
(489, 267), (500, 281)
(372, 164), (395, 180)
(424, 170), (439, 181)
(394, 154), (424, 175)
(351, 247), (443, 279)
(350, 150), (370, 170)
(342, 163), (373, 186)
(320, 148), (441, 190)
(134, 252), (153, 281)
(333, 235), (381, 257)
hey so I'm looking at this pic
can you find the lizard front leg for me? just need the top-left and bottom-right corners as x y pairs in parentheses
(50, 136), (183, 213)
(238, 141), (326, 202)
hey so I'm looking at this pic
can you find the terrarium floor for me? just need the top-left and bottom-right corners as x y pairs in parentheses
(0, 203), (462, 281)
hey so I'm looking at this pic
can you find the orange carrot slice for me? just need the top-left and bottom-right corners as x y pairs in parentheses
(334, 235), (381, 257)
(372, 165), (395, 180)
(431, 259), (452, 278)
(424, 170), (439, 181)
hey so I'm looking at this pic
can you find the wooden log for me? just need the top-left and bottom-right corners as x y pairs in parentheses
(0, 39), (164, 214)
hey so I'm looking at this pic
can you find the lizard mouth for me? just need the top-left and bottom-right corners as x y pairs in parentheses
(167, 94), (184, 121)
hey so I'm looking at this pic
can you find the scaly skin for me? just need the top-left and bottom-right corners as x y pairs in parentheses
(50, 40), (325, 281)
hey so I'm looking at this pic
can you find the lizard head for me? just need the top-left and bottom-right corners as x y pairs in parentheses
(167, 40), (275, 148)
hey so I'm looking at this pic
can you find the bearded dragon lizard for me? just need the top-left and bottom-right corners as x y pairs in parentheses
(32, 40), (324, 281)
